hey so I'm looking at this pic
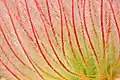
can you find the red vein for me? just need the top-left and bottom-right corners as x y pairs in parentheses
(0, 45), (32, 80)
(104, 8), (108, 28)
(0, 24), (33, 72)
(32, 0), (61, 51)
(108, 0), (120, 63)
(106, 11), (111, 45)
(0, 58), (20, 80)
(3, 1), (45, 79)
(108, 0), (120, 41)
(0, 14), (13, 38)
(24, 0), (68, 79)
(88, 0), (101, 55)
(77, 0), (89, 57)
(44, 14), (82, 78)
(16, 5), (34, 42)
(16, 1), (42, 45)
(57, 0), (66, 56)
(34, 0), (83, 78)
(40, 42), (58, 64)
(63, 4), (77, 58)
(15, 5), (39, 51)
(45, 0), (60, 47)
(83, 0), (99, 65)
(72, 0), (86, 64)
(88, 0), (98, 37)
(57, 0), (76, 71)
(100, 0), (106, 59)
(31, 58), (61, 80)
(44, 0), (85, 78)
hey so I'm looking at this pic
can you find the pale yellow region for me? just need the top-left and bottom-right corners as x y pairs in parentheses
(115, 78), (120, 80)
(0, 77), (6, 80)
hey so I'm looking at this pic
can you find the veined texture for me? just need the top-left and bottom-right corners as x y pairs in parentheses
(0, 0), (120, 80)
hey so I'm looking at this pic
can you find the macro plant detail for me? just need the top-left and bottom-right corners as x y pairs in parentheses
(0, 0), (120, 80)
